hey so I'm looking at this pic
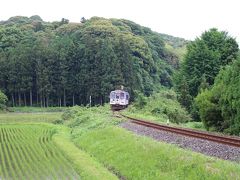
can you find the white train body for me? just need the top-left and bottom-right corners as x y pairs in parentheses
(110, 90), (129, 110)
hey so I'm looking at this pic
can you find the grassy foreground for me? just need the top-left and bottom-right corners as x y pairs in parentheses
(65, 106), (240, 180)
(53, 126), (117, 180)
(76, 127), (240, 180)
(1, 106), (240, 180)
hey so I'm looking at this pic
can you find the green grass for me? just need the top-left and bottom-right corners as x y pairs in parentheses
(53, 126), (117, 180)
(7, 106), (68, 113)
(0, 124), (80, 179)
(62, 105), (123, 138)
(62, 105), (240, 179)
(0, 112), (62, 123)
(75, 126), (240, 180)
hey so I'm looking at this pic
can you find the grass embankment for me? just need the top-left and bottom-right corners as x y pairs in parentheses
(53, 126), (118, 180)
(77, 127), (240, 179)
(66, 105), (240, 180)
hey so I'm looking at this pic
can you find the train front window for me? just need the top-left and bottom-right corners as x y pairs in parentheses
(116, 94), (120, 99)
(110, 92), (115, 99)
(120, 92), (124, 99)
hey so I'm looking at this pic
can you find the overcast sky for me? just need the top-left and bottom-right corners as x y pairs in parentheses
(1, 0), (239, 42)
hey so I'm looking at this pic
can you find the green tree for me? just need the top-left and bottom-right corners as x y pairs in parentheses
(175, 28), (238, 110)
(196, 56), (240, 135)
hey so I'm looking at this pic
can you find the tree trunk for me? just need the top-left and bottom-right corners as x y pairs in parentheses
(18, 91), (21, 106)
(43, 94), (46, 108)
(37, 91), (39, 106)
(30, 89), (33, 107)
(72, 94), (75, 106)
(46, 96), (49, 107)
(12, 93), (15, 107)
(40, 93), (43, 108)
(23, 93), (26, 106)
(59, 98), (62, 108)
(63, 89), (66, 107)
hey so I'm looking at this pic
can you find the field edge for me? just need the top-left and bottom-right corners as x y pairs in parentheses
(52, 125), (118, 180)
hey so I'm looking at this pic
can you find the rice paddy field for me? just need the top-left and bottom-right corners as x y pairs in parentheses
(0, 109), (117, 180)
(0, 124), (80, 179)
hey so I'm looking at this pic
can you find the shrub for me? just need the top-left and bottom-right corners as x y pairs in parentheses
(0, 90), (7, 110)
(52, 119), (64, 124)
(134, 92), (147, 109)
(130, 90), (192, 123)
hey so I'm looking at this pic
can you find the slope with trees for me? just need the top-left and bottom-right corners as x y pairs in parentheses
(0, 15), (184, 107)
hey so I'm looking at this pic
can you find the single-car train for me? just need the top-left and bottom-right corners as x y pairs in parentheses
(110, 90), (129, 111)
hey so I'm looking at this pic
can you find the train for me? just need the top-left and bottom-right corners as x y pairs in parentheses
(110, 89), (130, 111)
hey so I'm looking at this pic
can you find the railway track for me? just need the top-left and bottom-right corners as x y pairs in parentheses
(120, 114), (240, 148)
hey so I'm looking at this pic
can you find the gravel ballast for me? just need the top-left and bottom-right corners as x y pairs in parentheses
(120, 121), (240, 162)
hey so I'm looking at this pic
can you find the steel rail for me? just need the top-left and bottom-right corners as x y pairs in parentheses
(120, 114), (240, 147)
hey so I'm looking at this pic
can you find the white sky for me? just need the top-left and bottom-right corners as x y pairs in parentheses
(1, 0), (239, 42)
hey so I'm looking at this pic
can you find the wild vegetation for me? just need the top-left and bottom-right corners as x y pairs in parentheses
(124, 89), (192, 124)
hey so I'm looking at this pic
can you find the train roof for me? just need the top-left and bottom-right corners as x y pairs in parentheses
(110, 90), (129, 94)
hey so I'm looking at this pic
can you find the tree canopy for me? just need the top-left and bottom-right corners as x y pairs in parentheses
(175, 28), (239, 110)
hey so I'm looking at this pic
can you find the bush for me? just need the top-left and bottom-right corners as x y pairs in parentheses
(52, 119), (64, 124)
(0, 90), (7, 110)
(134, 92), (147, 109)
(130, 90), (192, 124)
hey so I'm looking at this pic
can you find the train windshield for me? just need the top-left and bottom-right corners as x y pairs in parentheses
(116, 94), (120, 99)
(110, 92), (115, 99)
(120, 92), (124, 99)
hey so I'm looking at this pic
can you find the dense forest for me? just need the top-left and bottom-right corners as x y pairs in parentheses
(0, 15), (185, 107)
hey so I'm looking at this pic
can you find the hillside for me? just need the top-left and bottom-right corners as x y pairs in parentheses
(0, 15), (187, 106)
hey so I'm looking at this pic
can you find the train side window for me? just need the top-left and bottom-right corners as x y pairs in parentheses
(126, 94), (129, 100)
